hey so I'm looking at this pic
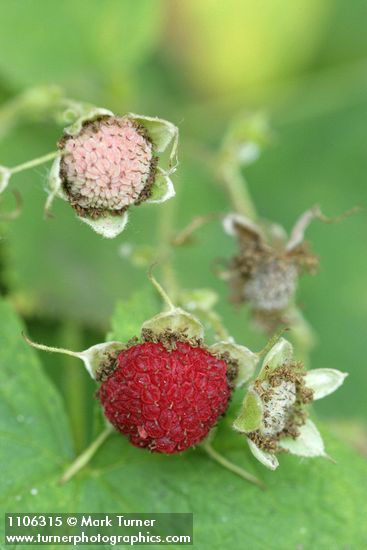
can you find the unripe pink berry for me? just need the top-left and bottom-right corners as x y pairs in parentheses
(59, 116), (157, 217)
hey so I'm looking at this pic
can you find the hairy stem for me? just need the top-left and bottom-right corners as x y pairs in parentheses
(286, 306), (316, 366)
(220, 162), (257, 219)
(172, 213), (221, 246)
(148, 268), (176, 311)
(155, 195), (179, 302)
(9, 151), (60, 175)
(59, 322), (88, 454)
(23, 332), (82, 360)
(202, 441), (266, 490)
(60, 424), (114, 484)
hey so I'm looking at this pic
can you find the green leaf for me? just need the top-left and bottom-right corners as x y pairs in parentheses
(1, 297), (367, 549)
(0, 297), (74, 512)
(106, 287), (158, 342)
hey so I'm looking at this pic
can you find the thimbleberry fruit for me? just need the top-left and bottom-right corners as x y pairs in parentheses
(47, 108), (177, 237)
(59, 116), (157, 218)
(98, 340), (233, 453)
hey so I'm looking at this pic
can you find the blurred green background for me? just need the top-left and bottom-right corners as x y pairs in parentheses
(0, 1), (366, 547)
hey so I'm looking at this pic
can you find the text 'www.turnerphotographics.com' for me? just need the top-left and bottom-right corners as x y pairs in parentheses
(5, 513), (193, 546)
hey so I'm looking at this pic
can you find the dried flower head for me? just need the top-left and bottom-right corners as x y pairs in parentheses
(48, 107), (178, 238)
(222, 209), (320, 328)
(233, 337), (347, 470)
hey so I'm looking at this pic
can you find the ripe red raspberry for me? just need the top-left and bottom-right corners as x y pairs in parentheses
(98, 341), (233, 453)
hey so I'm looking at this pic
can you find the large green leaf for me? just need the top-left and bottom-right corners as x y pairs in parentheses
(0, 298), (74, 518)
(1, 298), (367, 549)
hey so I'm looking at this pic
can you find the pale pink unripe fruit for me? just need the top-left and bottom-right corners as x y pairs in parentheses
(59, 116), (156, 217)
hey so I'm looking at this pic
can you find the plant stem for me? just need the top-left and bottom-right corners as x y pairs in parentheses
(60, 425), (114, 484)
(59, 322), (87, 454)
(23, 332), (82, 360)
(155, 195), (178, 302)
(202, 441), (266, 490)
(286, 306), (316, 366)
(9, 151), (60, 175)
(220, 162), (257, 220)
(188, 140), (258, 219)
(148, 269), (176, 311)
(172, 213), (221, 247)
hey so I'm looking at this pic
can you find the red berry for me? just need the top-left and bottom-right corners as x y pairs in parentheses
(98, 341), (232, 453)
